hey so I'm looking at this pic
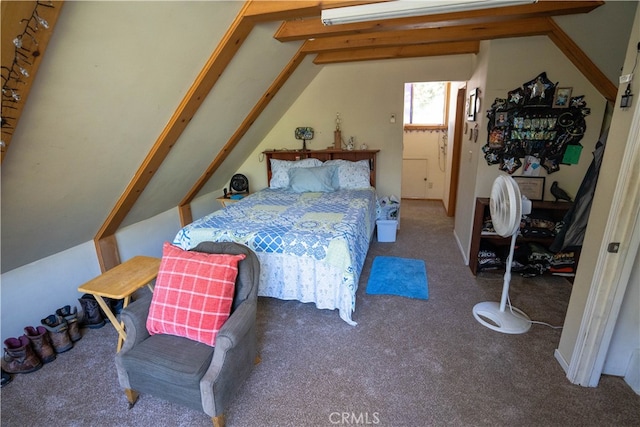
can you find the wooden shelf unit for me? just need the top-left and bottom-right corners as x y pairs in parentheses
(469, 197), (573, 276)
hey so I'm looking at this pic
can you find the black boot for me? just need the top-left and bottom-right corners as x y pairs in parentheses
(109, 298), (124, 315)
(1, 369), (12, 387)
(101, 298), (124, 322)
(78, 294), (106, 329)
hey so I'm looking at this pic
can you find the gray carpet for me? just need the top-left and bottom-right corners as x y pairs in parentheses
(2, 200), (639, 426)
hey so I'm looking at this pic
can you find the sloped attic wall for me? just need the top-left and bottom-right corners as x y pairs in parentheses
(1, 1), (302, 272)
(553, 1), (638, 85)
(189, 54), (322, 220)
(122, 20), (303, 228)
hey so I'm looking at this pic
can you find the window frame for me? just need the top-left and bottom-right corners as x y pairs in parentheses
(404, 82), (451, 132)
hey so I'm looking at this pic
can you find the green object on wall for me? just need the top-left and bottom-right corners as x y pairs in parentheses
(563, 144), (583, 165)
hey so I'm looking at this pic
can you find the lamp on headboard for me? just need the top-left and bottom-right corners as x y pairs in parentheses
(295, 127), (314, 151)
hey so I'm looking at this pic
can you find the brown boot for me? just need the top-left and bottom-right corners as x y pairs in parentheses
(24, 326), (56, 364)
(56, 305), (81, 342)
(1, 336), (42, 374)
(78, 294), (105, 329)
(41, 315), (73, 353)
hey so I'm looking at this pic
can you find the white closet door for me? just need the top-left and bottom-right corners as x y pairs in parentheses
(402, 159), (427, 198)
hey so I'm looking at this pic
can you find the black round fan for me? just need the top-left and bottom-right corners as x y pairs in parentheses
(230, 174), (249, 194)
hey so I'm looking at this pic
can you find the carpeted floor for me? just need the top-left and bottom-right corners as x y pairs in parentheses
(2, 200), (639, 426)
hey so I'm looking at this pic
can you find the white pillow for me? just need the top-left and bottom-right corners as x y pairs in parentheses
(288, 165), (337, 193)
(323, 159), (371, 189)
(270, 158), (323, 189)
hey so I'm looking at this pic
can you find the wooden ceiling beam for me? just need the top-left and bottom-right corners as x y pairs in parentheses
(274, 1), (602, 42)
(243, 0), (320, 22)
(178, 48), (309, 226)
(243, 0), (386, 22)
(546, 17), (617, 102)
(313, 40), (480, 64)
(94, 2), (255, 271)
(302, 17), (554, 53)
(1, 1), (65, 164)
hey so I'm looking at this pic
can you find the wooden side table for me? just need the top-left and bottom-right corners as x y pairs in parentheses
(77, 256), (160, 352)
(216, 194), (250, 208)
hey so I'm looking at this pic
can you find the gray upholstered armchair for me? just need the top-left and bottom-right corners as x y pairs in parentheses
(115, 242), (260, 427)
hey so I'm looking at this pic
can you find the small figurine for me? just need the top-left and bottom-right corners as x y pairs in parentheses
(551, 181), (572, 202)
(347, 136), (354, 150)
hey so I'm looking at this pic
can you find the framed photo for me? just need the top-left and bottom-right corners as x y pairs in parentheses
(467, 88), (478, 121)
(495, 111), (509, 127)
(513, 176), (545, 201)
(553, 87), (572, 109)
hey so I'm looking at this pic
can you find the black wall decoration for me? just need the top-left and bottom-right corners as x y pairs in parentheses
(483, 72), (590, 174)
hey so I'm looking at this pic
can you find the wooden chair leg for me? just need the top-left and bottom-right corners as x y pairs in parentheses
(125, 388), (139, 409)
(212, 414), (225, 427)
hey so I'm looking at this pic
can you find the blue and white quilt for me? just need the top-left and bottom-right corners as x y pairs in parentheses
(173, 187), (378, 325)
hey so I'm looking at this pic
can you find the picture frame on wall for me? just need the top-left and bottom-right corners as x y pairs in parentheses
(553, 87), (572, 108)
(495, 111), (509, 127)
(467, 88), (478, 121)
(513, 176), (545, 201)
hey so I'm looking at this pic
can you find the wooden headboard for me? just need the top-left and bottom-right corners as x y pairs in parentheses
(263, 149), (380, 187)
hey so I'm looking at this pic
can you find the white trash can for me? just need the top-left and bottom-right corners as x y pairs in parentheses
(376, 220), (398, 242)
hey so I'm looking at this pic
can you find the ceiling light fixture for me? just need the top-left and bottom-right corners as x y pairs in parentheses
(321, 0), (537, 26)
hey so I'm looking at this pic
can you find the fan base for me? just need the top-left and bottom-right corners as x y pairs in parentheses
(473, 301), (531, 334)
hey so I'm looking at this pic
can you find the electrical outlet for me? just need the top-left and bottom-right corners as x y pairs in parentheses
(428, 182), (433, 189)
(620, 73), (633, 84)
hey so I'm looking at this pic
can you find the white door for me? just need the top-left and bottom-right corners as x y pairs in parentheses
(402, 159), (428, 198)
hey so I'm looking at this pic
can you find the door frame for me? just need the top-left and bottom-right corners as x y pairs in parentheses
(566, 101), (640, 386)
(446, 86), (466, 216)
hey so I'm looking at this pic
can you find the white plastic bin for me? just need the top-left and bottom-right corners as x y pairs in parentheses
(377, 220), (398, 242)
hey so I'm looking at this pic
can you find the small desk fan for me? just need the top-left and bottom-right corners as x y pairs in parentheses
(473, 175), (532, 334)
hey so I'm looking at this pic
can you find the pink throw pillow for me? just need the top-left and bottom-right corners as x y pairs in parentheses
(146, 242), (246, 346)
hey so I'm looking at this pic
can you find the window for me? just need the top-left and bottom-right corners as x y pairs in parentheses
(403, 81), (450, 130)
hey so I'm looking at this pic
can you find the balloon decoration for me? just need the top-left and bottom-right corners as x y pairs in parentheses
(483, 72), (590, 174)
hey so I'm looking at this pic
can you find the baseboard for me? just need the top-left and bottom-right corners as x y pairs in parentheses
(554, 348), (570, 374)
(453, 229), (469, 265)
(624, 349), (640, 395)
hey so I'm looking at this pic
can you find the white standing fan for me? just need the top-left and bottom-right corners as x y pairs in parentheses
(473, 175), (532, 334)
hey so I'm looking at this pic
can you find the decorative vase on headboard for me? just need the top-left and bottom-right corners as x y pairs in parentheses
(334, 112), (342, 149)
(334, 130), (342, 149)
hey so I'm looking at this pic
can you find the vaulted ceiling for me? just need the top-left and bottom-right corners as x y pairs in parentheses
(0, 1), (612, 163)
(98, 0), (617, 271)
(2, 0), (634, 273)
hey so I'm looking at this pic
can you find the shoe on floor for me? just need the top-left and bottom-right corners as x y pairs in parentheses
(1, 369), (12, 387)
(2, 336), (42, 374)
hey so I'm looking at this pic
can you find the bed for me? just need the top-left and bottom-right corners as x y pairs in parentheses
(173, 149), (379, 325)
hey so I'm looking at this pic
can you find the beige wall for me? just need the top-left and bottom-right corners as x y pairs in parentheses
(240, 55), (476, 200)
(453, 42), (487, 261)
(557, 6), (640, 368)
(478, 36), (606, 201)
(402, 130), (448, 200)
(454, 36), (607, 262)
